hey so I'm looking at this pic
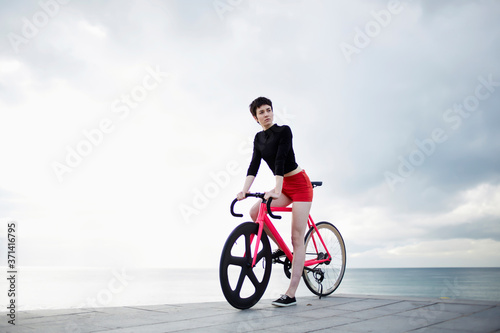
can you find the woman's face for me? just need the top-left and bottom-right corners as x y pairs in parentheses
(254, 104), (274, 129)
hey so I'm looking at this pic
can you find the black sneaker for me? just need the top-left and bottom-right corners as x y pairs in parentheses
(272, 294), (297, 307)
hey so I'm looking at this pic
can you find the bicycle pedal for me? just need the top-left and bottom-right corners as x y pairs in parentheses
(272, 257), (284, 264)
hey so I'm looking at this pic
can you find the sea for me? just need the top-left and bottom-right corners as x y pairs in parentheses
(1, 267), (499, 312)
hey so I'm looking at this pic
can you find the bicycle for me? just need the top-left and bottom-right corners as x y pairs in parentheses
(219, 182), (346, 309)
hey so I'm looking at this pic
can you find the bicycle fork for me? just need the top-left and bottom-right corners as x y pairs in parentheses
(249, 203), (269, 268)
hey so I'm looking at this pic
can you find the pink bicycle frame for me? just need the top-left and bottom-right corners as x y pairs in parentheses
(250, 202), (332, 268)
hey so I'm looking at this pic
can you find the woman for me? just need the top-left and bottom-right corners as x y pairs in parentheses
(236, 96), (313, 307)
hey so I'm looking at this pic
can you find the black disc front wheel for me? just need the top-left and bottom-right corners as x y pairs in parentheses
(219, 222), (272, 309)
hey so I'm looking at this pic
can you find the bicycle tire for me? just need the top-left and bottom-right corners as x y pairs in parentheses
(302, 221), (346, 297)
(219, 222), (272, 309)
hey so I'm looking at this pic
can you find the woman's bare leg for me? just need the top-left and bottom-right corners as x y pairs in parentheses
(285, 201), (312, 298)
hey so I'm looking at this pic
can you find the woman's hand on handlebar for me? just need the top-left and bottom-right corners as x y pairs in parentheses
(264, 190), (280, 201)
(236, 191), (247, 201)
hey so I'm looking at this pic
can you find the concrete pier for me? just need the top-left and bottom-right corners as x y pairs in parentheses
(2, 294), (499, 332)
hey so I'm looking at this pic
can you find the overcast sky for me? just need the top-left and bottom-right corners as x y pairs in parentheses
(1, 0), (499, 270)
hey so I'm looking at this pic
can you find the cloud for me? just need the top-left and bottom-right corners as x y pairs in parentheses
(0, 0), (499, 269)
(350, 238), (500, 268)
(306, 1), (500, 219)
(430, 217), (500, 242)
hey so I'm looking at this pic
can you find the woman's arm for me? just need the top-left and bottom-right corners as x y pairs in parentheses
(237, 175), (255, 200)
(274, 176), (283, 195)
(265, 175), (283, 200)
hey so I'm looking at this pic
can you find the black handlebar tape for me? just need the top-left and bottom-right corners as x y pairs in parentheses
(266, 197), (282, 219)
(230, 198), (243, 217)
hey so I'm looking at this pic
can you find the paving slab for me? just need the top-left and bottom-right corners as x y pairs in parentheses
(1, 294), (499, 333)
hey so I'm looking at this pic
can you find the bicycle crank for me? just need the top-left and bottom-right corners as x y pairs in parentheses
(283, 257), (292, 279)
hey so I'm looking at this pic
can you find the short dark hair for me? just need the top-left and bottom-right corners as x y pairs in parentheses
(249, 97), (273, 118)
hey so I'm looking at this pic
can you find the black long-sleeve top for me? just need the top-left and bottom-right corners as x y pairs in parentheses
(246, 124), (298, 177)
